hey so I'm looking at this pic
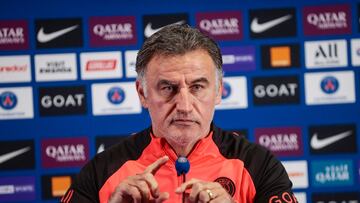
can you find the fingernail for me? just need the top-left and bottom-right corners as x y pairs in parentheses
(175, 187), (181, 193)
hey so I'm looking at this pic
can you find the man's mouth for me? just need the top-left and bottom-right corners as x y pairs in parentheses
(171, 119), (198, 126)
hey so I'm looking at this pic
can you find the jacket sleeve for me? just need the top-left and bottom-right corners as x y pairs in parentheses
(246, 145), (298, 203)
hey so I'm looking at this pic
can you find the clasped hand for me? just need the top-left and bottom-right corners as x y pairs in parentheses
(108, 156), (234, 203)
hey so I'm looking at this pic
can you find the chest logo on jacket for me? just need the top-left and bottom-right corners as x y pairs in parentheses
(214, 177), (235, 197)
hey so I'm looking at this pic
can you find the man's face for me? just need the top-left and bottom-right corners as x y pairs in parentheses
(136, 49), (222, 155)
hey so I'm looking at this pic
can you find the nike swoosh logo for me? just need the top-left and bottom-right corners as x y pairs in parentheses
(251, 15), (292, 33)
(37, 25), (79, 43)
(310, 130), (352, 150)
(0, 146), (31, 164)
(97, 144), (105, 154)
(144, 20), (185, 38)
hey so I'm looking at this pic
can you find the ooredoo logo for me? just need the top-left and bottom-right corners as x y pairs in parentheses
(255, 127), (303, 157)
(303, 4), (351, 36)
(41, 137), (89, 168)
(0, 55), (31, 83)
(80, 51), (122, 80)
(0, 20), (29, 50)
(196, 11), (242, 40)
(39, 86), (87, 116)
(252, 75), (299, 105)
(89, 16), (137, 47)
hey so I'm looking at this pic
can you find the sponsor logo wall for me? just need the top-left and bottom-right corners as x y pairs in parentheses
(0, 0), (359, 202)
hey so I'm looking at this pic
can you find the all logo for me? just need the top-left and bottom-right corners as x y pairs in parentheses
(38, 86), (87, 116)
(0, 140), (35, 170)
(261, 44), (300, 69)
(311, 160), (354, 187)
(350, 38), (360, 66)
(303, 4), (351, 36)
(125, 50), (138, 78)
(216, 77), (248, 110)
(282, 161), (309, 189)
(255, 127), (303, 157)
(312, 192), (359, 203)
(91, 82), (141, 115)
(35, 18), (83, 49)
(96, 135), (128, 154)
(0, 176), (35, 202)
(89, 16), (137, 47)
(80, 51), (122, 80)
(305, 39), (347, 68)
(41, 137), (89, 168)
(107, 87), (125, 105)
(249, 8), (296, 39)
(0, 87), (34, 120)
(221, 46), (256, 73)
(0, 20), (29, 50)
(196, 11), (242, 41)
(309, 124), (357, 154)
(142, 13), (189, 39)
(35, 53), (77, 82)
(304, 71), (355, 105)
(252, 75), (299, 105)
(0, 55), (31, 83)
(41, 174), (75, 200)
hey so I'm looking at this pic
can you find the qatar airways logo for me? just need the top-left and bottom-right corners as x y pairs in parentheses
(0, 20), (29, 50)
(196, 11), (242, 40)
(311, 160), (353, 187)
(303, 4), (351, 35)
(41, 137), (89, 168)
(255, 127), (303, 156)
(46, 144), (85, 162)
(89, 16), (136, 46)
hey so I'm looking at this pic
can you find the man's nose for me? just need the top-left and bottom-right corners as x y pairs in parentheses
(175, 88), (193, 113)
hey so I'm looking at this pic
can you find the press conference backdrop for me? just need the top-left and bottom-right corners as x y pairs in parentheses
(0, 0), (359, 202)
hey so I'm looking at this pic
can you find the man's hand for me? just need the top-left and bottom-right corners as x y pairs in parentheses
(175, 178), (234, 203)
(109, 156), (170, 203)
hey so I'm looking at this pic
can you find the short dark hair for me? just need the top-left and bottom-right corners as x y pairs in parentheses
(135, 24), (223, 80)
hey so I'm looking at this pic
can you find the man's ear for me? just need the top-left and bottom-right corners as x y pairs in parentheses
(136, 80), (148, 108)
(215, 78), (223, 105)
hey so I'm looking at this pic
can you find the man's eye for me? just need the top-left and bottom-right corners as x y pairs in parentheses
(191, 84), (204, 92)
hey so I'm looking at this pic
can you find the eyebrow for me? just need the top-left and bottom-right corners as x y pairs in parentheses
(157, 77), (210, 88)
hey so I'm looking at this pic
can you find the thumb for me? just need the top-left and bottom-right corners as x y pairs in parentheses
(154, 192), (169, 203)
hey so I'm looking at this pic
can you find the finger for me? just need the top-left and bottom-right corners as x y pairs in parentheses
(188, 182), (205, 202)
(198, 189), (211, 203)
(153, 192), (169, 203)
(144, 155), (169, 175)
(129, 180), (151, 202)
(175, 178), (200, 193)
(141, 172), (160, 198)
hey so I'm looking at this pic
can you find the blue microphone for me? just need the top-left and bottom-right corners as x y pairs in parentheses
(175, 156), (190, 176)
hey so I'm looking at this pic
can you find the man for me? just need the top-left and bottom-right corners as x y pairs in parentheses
(62, 25), (297, 203)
